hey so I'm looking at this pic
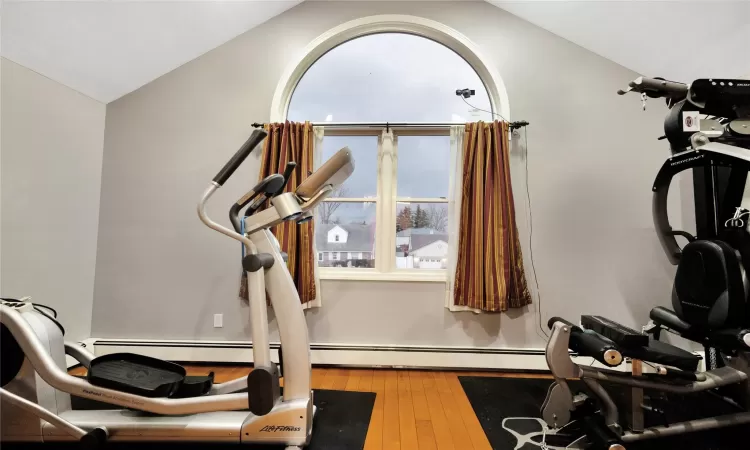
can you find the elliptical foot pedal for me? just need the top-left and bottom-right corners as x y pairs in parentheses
(87, 353), (186, 398)
(172, 372), (215, 398)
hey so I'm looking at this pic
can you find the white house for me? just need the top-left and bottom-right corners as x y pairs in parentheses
(317, 223), (375, 267)
(410, 238), (449, 269)
(395, 228), (449, 269)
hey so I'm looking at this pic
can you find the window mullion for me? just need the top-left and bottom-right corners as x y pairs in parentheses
(375, 128), (396, 273)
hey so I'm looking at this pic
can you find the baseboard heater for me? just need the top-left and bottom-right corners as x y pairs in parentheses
(89, 339), (609, 372)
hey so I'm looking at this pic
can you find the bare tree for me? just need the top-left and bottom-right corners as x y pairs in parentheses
(317, 186), (350, 224)
(427, 205), (448, 232)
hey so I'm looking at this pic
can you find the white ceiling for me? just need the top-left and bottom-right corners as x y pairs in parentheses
(491, 0), (750, 83)
(2, 1), (748, 103)
(1, 1), (301, 102)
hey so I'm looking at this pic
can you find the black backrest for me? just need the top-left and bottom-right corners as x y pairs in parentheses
(672, 240), (748, 329)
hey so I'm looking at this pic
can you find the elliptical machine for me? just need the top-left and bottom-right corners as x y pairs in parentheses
(541, 77), (750, 449)
(0, 129), (355, 449)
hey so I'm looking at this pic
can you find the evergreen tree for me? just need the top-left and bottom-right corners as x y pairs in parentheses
(413, 205), (430, 228)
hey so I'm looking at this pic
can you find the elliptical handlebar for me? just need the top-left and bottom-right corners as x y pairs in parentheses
(199, 130), (270, 247)
(212, 129), (268, 186)
(228, 174), (285, 233)
(274, 162), (298, 197)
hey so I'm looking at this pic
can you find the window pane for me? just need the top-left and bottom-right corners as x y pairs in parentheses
(395, 202), (449, 270)
(288, 33), (493, 122)
(316, 202), (376, 268)
(321, 136), (378, 198)
(397, 136), (450, 198)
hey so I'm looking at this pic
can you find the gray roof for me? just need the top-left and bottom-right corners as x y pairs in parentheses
(410, 234), (449, 252)
(396, 227), (444, 237)
(316, 223), (374, 252)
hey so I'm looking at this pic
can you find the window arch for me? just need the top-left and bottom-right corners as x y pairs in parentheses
(270, 15), (510, 122)
(287, 33), (493, 123)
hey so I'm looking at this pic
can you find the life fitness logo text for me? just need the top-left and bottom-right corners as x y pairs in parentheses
(260, 425), (301, 432)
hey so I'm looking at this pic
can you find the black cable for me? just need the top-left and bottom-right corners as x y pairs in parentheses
(1, 297), (65, 335)
(460, 97), (509, 123)
(33, 306), (65, 335)
(522, 128), (548, 340)
(30, 303), (57, 318)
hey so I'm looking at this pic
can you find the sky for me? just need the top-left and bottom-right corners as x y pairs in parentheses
(287, 33), (493, 123)
(288, 33), (488, 227)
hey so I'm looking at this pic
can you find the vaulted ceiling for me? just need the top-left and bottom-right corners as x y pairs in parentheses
(1, 1), (302, 102)
(3, 1), (748, 103)
(491, 1), (750, 84)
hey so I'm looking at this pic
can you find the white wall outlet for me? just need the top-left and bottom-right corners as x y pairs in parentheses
(213, 314), (223, 328)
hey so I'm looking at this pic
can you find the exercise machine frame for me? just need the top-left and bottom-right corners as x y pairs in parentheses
(541, 77), (750, 449)
(0, 129), (354, 449)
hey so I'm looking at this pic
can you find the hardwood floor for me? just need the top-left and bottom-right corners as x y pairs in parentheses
(69, 365), (550, 450)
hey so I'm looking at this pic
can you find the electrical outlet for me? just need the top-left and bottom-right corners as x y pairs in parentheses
(213, 314), (223, 328)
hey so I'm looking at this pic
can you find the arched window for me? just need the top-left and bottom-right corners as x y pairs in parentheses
(273, 16), (508, 281)
(288, 33), (493, 123)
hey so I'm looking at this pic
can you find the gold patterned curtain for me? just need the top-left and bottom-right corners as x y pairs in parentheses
(239, 121), (318, 304)
(452, 121), (531, 312)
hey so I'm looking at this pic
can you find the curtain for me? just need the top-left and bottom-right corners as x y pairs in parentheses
(239, 121), (320, 307)
(445, 125), (478, 312)
(449, 121), (532, 312)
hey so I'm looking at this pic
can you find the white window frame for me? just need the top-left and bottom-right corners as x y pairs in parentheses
(316, 127), (449, 282)
(270, 15), (511, 282)
(318, 252), (324, 262)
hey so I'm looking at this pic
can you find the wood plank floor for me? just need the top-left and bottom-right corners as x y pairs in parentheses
(69, 365), (550, 450)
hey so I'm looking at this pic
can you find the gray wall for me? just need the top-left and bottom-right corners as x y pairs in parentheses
(92, 1), (678, 349)
(1, 58), (106, 341)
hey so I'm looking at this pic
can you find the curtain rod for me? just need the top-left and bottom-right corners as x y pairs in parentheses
(251, 120), (530, 131)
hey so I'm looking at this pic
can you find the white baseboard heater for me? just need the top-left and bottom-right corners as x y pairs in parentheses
(88, 338), (611, 372)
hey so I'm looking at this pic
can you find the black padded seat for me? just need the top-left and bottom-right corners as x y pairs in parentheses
(672, 240), (747, 329)
(621, 338), (701, 372)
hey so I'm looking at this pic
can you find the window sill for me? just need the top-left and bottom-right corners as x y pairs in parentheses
(319, 268), (447, 283)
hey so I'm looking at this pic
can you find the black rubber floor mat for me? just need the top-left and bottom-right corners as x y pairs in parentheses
(459, 376), (746, 450)
(10, 389), (374, 450)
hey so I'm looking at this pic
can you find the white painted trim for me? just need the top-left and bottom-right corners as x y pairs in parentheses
(84, 339), (704, 373)
(270, 14), (510, 122)
(395, 198), (450, 204)
(319, 267), (446, 282)
(90, 338), (565, 371)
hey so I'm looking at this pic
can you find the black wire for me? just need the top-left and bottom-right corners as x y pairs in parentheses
(1, 297), (65, 335)
(460, 97), (509, 123)
(33, 306), (65, 335)
(30, 303), (57, 318)
(522, 128), (548, 340)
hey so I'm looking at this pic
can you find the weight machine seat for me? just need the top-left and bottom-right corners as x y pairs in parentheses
(672, 240), (748, 329)
(623, 337), (701, 372)
(651, 306), (750, 351)
(571, 314), (702, 372)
